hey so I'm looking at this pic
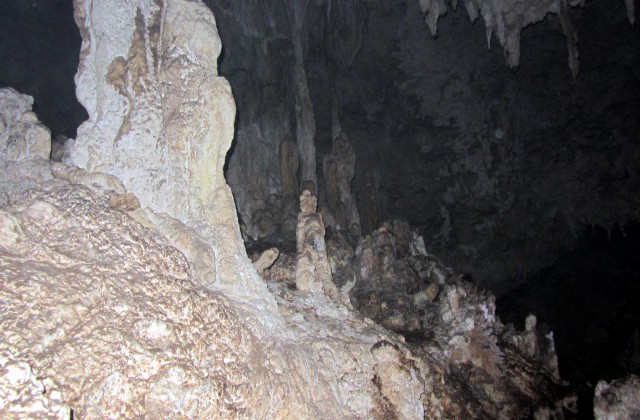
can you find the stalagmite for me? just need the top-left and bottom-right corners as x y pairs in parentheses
(295, 190), (337, 299)
(66, 0), (269, 303)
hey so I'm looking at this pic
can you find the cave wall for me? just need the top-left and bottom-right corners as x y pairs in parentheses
(210, 0), (640, 293)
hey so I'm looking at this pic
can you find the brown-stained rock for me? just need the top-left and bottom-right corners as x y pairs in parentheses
(253, 247), (280, 274)
(348, 219), (574, 417)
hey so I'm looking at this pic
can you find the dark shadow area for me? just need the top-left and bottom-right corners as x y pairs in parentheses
(498, 220), (640, 418)
(0, 0), (87, 138)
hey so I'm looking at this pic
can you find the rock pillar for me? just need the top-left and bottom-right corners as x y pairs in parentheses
(67, 0), (269, 303)
(295, 190), (337, 299)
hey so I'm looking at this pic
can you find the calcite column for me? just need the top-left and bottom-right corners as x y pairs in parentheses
(67, 0), (268, 301)
(295, 190), (337, 299)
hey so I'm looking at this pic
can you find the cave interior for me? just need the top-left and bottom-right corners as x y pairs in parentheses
(1, 0), (639, 415)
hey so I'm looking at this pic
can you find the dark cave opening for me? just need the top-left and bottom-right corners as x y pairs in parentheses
(0, 0), (87, 139)
(498, 220), (640, 417)
(1, 0), (639, 415)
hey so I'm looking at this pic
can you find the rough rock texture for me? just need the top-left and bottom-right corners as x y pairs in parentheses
(352, 219), (444, 323)
(1, 94), (576, 417)
(252, 247), (280, 274)
(0, 156), (430, 418)
(0, 354), (71, 418)
(66, 0), (269, 305)
(263, 219), (577, 418)
(594, 375), (640, 420)
(0, 88), (51, 162)
(351, 222), (577, 418)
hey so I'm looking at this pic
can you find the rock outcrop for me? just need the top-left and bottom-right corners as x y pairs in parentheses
(261, 217), (578, 418)
(0, 88), (51, 162)
(594, 374), (640, 419)
(1, 161), (430, 417)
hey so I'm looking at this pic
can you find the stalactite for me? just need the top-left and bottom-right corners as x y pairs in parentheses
(418, 0), (591, 78)
(288, 0), (318, 192)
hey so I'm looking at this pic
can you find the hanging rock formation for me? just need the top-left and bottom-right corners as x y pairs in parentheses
(418, 0), (636, 78)
(207, 0), (640, 296)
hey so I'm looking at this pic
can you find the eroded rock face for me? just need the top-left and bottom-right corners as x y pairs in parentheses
(0, 355), (71, 418)
(0, 159), (427, 418)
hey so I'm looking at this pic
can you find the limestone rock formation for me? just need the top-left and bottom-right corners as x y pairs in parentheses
(322, 131), (361, 239)
(0, 101), (576, 418)
(2, 0), (630, 416)
(0, 354), (71, 418)
(0, 88), (51, 162)
(207, 0), (640, 297)
(252, 247), (280, 274)
(260, 217), (577, 418)
(66, 0), (268, 305)
(295, 190), (337, 299)
(348, 221), (577, 418)
(287, 0), (318, 193)
(352, 220), (447, 315)
(418, 0), (596, 78)
(594, 374), (640, 419)
(0, 154), (429, 418)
